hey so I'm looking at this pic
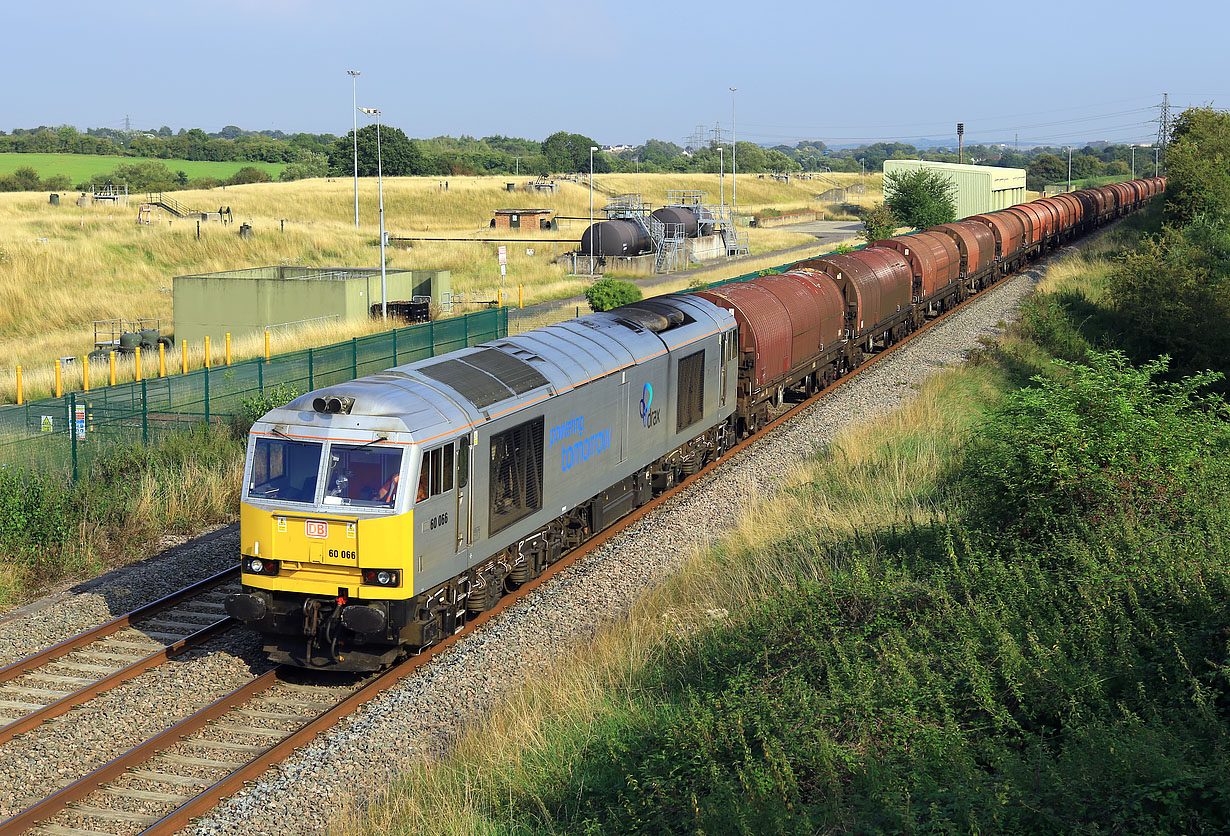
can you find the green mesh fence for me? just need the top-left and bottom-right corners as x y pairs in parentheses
(0, 239), (854, 481)
(0, 308), (507, 480)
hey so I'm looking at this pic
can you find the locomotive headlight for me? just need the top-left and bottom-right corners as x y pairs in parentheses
(245, 558), (279, 576)
(361, 569), (400, 587)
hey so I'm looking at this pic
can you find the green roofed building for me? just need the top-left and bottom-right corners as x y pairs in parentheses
(883, 160), (1027, 220)
(172, 266), (450, 345)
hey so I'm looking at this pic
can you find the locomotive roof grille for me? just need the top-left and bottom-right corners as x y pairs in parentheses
(417, 348), (550, 409)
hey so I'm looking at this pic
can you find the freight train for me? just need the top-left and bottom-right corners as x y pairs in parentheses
(225, 177), (1164, 670)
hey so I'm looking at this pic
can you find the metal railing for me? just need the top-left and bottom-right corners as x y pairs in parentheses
(146, 192), (199, 218)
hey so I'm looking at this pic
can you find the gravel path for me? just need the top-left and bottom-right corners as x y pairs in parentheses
(0, 240), (1081, 834)
(187, 252), (1065, 835)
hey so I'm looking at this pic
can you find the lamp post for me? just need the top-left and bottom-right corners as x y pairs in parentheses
(359, 107), (386, 320)
(1131, 145), (1135, 178)
(729, 87), (737, 208)
(589, 145), (599, 276)
(1065, 145), (1072, 192)
(719, 145), (725, 206)
(347, 70), (360, 229)
(859, 157), (865, 189)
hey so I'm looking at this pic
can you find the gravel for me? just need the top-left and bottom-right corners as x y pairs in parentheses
(0, 244), (1078, 835)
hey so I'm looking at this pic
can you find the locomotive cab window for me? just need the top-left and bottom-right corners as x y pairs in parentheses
(247, 438), (322, 504)
(323, 444), (402, 508)
(489, 417), (544, 534)
(416, 443), (454, 503)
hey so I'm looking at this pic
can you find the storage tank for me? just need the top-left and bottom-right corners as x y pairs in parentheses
(650, 207), (700, 238)
(579, 220), (651, 257)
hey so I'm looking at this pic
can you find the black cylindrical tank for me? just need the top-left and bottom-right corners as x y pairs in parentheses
(580, 220), (651, 256)
(651, 206), (700, 237)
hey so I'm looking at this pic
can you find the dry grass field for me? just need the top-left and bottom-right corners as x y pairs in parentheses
(0, 172), (881, 402)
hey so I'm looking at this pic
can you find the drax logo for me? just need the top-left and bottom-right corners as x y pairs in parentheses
(639, 383), (660, 429)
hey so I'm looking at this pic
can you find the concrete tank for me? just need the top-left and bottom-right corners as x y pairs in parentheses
(580, 220), (651, 257)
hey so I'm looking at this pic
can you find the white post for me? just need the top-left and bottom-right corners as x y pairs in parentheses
(360, 107), (387, 319)
(589, 145), (598, 276)
(729, 87), (737, 208)
(719, 146), (724, 206)
(348, 70), (360, 229)
(1067, 146), (1072, 192)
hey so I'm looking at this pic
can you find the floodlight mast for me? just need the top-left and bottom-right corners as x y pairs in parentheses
(359, 107), (386, 320)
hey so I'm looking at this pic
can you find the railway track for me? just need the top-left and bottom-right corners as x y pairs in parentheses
(0, 570), (238, 749)
(0, 248), (1063, 835)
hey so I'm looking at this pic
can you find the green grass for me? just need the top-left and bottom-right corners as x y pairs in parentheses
(0, 153), (286, 183)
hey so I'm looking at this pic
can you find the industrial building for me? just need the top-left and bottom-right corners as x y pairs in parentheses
(882, 160), (1027, 220)
(173, 266), (450, 345)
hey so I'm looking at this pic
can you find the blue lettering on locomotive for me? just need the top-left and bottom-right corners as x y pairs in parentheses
(549, 414), (584, 449)
(561, 427), (613, 472)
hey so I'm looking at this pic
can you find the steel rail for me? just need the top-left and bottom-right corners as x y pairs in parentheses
(0, 617), (235, 745)
(0, 566), (237, 685)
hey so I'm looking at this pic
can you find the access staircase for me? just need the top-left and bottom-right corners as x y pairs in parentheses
(146, 192), (200, 218)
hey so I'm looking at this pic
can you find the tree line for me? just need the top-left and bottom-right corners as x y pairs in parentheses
(0, 120), (1157, 192)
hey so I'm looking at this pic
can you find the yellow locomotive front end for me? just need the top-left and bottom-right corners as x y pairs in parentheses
(227, 426), (426, 670)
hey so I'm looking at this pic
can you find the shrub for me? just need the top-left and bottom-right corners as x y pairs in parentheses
(584, 278), (642, 312)
(226, 166), (272, 186)
(861, 203), (898, 243)
(234, 383), (302, 435)
(884, 167), (957, 228)
(963, 350), (1230, 539)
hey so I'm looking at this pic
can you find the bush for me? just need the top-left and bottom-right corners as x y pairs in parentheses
(187, 177), (221, 190)
(963, 350), (1230, 539)
(226, 166), (272, 186)
(43, 173), (71, 190)
(861, 203), (898, 243)
(883, 167), (957, 228)
(584, 278), (642, 312)
(233, 383), (302, 435)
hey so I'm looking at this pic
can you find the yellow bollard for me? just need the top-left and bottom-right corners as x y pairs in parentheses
(497, 289), (503, 308)
(109, 351), (117, 386)
(204, 336), (211, 368)
(519, 284), (524, 309)
(83, 355), (90, 392)
(135, 347), (142, 382)
(182, 340), (189, 375)
(159, 343), (166, 377)
(15, 366), (21, 405)
(265, 330), (271, 362)
(55, 359), (62, 398)
(225, 333), (231, 366)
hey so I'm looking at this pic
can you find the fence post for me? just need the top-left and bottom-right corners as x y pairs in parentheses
(428, 321), (435, 356)
(141, 379), (149, 444)
(308, 348), (314, 390)
(464, 313), (469, 347)
(204, 368), (210, 424)
(392, 327), (398, 366)
(70, 391), (78, 482)
(258, 355), (264, 393)
(351, 338), (358, 380)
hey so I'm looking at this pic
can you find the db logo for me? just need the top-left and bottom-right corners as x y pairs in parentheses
(305, 520), (329, 539)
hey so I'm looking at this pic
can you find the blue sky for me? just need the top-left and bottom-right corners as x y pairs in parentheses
(3, 0), (1224, 148)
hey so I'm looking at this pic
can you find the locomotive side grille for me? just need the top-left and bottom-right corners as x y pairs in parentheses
(676, 350), (706, 432)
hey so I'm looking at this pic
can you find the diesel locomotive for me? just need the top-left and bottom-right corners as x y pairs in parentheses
(226, 177), (1164, 670)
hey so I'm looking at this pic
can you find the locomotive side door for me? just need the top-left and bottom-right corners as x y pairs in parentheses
(455, 434), (472, 553)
